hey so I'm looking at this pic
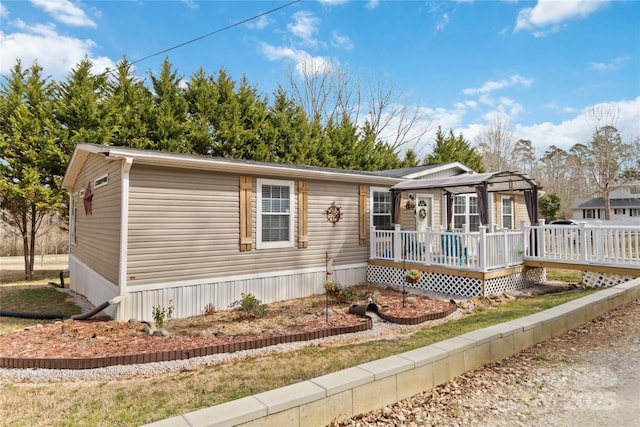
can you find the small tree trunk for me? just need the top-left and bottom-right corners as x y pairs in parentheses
(21, 210), (31, 280)
(28, 204), (37, 280)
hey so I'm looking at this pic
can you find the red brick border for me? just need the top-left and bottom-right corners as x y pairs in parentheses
(376, 300), (457, 325)
(0, 318), (373, 370)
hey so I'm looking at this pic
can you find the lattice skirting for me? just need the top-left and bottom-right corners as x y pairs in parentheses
(583, 271), (634, 288)
(367, 264), (481, 297)
(367, 265), (547, 298)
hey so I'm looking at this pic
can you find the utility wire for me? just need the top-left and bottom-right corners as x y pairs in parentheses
(129, 0), (300, 67)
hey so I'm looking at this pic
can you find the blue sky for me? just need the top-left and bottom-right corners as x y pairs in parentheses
(1, 0), (639, 159)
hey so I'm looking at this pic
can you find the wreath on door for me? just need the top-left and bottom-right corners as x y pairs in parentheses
(418, 208), (427, 219)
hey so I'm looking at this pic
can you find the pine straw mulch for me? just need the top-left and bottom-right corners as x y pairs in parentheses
(0, 285), (454, 359)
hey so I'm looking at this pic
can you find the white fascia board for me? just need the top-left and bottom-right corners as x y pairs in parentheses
(402, 162), (474, 180)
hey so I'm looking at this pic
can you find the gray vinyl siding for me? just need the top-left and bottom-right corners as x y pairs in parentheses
(69, 153), (122, 286)
(126, 165), (369, 287)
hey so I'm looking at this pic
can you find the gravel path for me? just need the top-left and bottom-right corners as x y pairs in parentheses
(333, 299), (640, 427)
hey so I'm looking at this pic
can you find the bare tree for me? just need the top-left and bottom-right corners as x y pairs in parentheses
(286, 63), (431, 154)
(475, 113), (516, 171)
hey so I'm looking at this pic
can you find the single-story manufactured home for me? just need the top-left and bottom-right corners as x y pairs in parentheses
(62, 144), (535, 320)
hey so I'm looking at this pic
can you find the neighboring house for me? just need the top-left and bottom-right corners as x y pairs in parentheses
(571, 183), (640, 225)
(62, 144), (532, 320)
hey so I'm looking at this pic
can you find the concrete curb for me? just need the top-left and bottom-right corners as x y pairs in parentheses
(143, 278), (640, 427)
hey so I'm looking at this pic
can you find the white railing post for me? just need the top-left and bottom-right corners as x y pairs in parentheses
(479, 226), (487, 272)
(370, 226), (376, 259)
(579, 222), (588, 264)
(538, 219), (546, 258)
(425, 227), (432, 265)
(502, 228), (509, 267)
(594, 221), (603, 262)
(393, 224), (402, 262)
(519, 220), (527, 259)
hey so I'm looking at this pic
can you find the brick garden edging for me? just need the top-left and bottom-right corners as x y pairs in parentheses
(1, 300), (460, 370)
(0, 319), (373, 370)
(376, 300), (457, 325)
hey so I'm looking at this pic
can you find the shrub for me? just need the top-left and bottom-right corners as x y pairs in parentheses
(152, 300), (174, 327)
(230, 293), (267, 319)
(337, 285), (358, 303)
(203, 303), (216, 316)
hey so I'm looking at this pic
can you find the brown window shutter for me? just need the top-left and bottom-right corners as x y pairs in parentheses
(359, 185), (368, 245)
(239, 176), (252, 251)
(298, 180), (308, 248)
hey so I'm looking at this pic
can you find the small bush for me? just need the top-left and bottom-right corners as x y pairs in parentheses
(337, 285), (358, 303)
(203, 303), (216, 316)
(229, 293), (267, 319)
(152, 300), (174, 327)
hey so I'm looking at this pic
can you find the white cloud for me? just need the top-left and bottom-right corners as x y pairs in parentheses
(588, 56), (629, 72)
(331, 31), (353, 51)
(29, 0), (96, 27)
(257, 42), (334, 77)
(1, 3), (8, 19)
(366, 0), (380, 10)
(180, 0), (198, 10)
(247, 14), (272, 30)
(287, 10), (320, 46)
(317, 0), (348, 5)
(463, 74), (533, 96)
(515, 0), (609, 33)
(0, 19), (114, 79)
(435, 13), (449, 31)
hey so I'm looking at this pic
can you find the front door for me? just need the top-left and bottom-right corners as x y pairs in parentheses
(415, 195), (433, 232)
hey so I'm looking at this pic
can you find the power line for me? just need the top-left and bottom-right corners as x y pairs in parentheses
(129, 0), (300, 67)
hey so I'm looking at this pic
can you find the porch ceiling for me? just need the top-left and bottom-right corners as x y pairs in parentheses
(390, 171), (539, 194)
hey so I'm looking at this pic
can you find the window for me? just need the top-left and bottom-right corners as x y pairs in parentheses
(583, 209), (601, 219)
(371, 188), (392, 229)
(256, 179), (294, 249)
(452, 195), (479, 231)
(614, 208), (626, 215)
(94, 174), (108, 188)
(631, 208), (640, 217)
(501, 196), (514, 229)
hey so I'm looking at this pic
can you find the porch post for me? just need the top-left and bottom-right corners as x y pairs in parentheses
(393, 224), (402, 262)
(425, 227), (432, 265)
(502, 228), (509, 268)
(538, 219), (546, 258)
(579, 222), (588, 264)
(479, 226), (487, 272)
(370, 226), (376, 259)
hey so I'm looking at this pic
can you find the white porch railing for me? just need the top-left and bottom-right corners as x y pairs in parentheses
(526, 222), (640, 267)
(370, 225), (525, 272)
(370, 222), (640, 273)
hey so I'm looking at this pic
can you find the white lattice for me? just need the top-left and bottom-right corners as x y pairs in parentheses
(524, 267), (546, 284)
(367, 265), (482, 297)
(582, 271), (634, 288)
(485, 274), (528, 296)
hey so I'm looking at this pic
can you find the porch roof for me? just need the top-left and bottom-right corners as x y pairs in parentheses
(390, 170), (539, 194)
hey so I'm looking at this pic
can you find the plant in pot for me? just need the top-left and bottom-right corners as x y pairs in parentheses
(405, 269), (422, 284)
(323, 279), (342, 297)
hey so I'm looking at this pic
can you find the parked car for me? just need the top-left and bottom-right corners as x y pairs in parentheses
(549, 219), (579, 225)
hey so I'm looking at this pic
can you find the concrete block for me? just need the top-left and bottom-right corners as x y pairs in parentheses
(238, 407), (299, 427)
(358, 355), (414, 380)
(182, 396), (267, 427)
(458, 327), (501, 345)
(254, 381), (325, 415)
(513, 328), (534, 353)
(399, 345), (448, 367)
(396, 364), (432, 401)
(445, 351), (465, 380)
(489, 334), (515, 362)
(432, 357), (449, 387)
(311, 367), (373, 396)
(532, 323), (552, 345)
(299, 390), (353, 427)
(463, 342), (491, 371)
(142, 416), (190, 427)
(430, 336), (475, 355)
(352, 376), (397, 416)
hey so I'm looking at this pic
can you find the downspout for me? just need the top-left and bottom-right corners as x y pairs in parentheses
(118, 157), (133, 320)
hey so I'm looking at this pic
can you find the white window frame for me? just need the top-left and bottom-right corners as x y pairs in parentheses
(94, 173), (108, 188)
(370, 187), (393, 230)
(452, 194), (479, 232)
(256, 178), (294, 249)
(501, 195), (514, 229)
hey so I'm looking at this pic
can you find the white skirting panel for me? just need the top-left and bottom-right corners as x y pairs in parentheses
(69, 255), (120, 318)
(121, 264), (368, 322)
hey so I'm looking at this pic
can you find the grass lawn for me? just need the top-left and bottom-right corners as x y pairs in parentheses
(0, 284), (598, 427)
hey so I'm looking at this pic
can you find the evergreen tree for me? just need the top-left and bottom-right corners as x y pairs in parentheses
(0, 61), (66, 279)
(425, 126), (485, 172)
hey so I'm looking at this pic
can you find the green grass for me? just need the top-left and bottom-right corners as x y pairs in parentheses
(0, 284), (82, 333)
(545, 268), (583, 283)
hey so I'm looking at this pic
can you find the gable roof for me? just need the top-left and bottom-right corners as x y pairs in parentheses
(390, 170), (539, 194)
(573, 198), (640, 209)
(372, 162), (473, 179)
(63, 144), (406, 189)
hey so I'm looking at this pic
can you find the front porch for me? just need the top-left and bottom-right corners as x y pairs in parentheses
(368, 222), (640, 297)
